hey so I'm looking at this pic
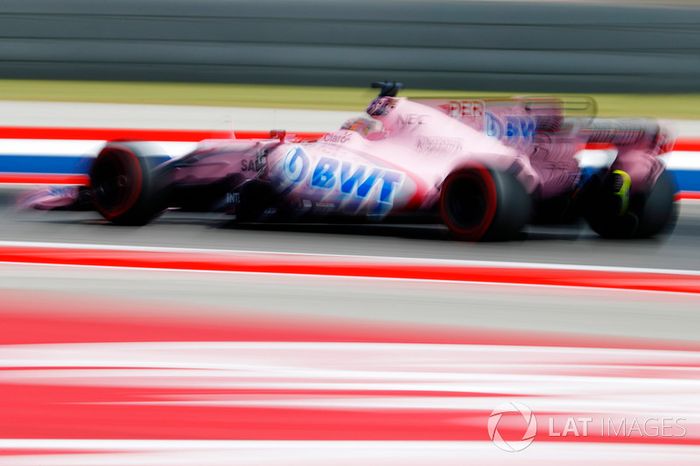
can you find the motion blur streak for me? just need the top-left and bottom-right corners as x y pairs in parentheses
(0, 442), (698, 466)
(1, 242), (700, 294)
(1, 265), (700, 465)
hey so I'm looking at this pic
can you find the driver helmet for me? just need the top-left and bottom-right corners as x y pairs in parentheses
(340, 115), (384, 138)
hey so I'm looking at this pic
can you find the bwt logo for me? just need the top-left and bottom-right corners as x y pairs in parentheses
(488, 402), (538, 452)
(282, 147), (403, 206)
(486, 113), (537, 142)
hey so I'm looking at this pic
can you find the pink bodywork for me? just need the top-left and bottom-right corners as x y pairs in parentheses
(22, 95), (668, 217)
(261, 97), (539, 216)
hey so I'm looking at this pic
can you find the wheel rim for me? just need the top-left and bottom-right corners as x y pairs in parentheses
(441, 168), (497, 240)
(91, 149), (143, 220)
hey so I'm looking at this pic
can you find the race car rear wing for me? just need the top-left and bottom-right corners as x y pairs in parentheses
(582, 119), (664, 147)
(412, 95), (597, 123)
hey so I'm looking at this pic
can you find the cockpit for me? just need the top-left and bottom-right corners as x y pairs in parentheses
(340, 115), (386, 140)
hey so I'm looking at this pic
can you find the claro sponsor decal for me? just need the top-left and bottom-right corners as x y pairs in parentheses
(322, 133), (352, 144)
(282, 147), (404, 206)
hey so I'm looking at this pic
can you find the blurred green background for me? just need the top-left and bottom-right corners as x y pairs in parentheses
(2, 80), (699, 119)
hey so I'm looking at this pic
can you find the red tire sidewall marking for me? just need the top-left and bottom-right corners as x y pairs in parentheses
(93, 146), (143, 220)
(440, 166), (498, 240)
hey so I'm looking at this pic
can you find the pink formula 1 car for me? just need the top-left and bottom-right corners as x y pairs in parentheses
(26, 82), (678, 241)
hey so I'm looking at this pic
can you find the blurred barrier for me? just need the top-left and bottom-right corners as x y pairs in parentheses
(1, 126), (700, 197)
(1, 1), (700, 92)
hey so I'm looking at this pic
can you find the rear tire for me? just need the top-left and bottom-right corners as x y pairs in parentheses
(582, 169), (678, 239)
(90, 142), (167, 226)
(440, 167), (531, 241)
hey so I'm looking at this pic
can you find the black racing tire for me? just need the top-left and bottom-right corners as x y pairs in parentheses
(440, 167), (532, 241)
(90, 142), (167, 226)
(582, 169), (678, 239)
(531, 192), (579, 225)
(235, 180), (277, 222)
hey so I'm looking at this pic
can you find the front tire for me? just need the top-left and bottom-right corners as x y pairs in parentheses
(90, 142), (167, 226)
(235, 180), (277, 222)
(440, 167), (532, 241)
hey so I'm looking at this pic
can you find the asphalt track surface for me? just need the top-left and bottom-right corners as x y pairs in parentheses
(0, 193), (699, 343)
(1, 195), (699, 271)
(2, 197), (700, 465)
